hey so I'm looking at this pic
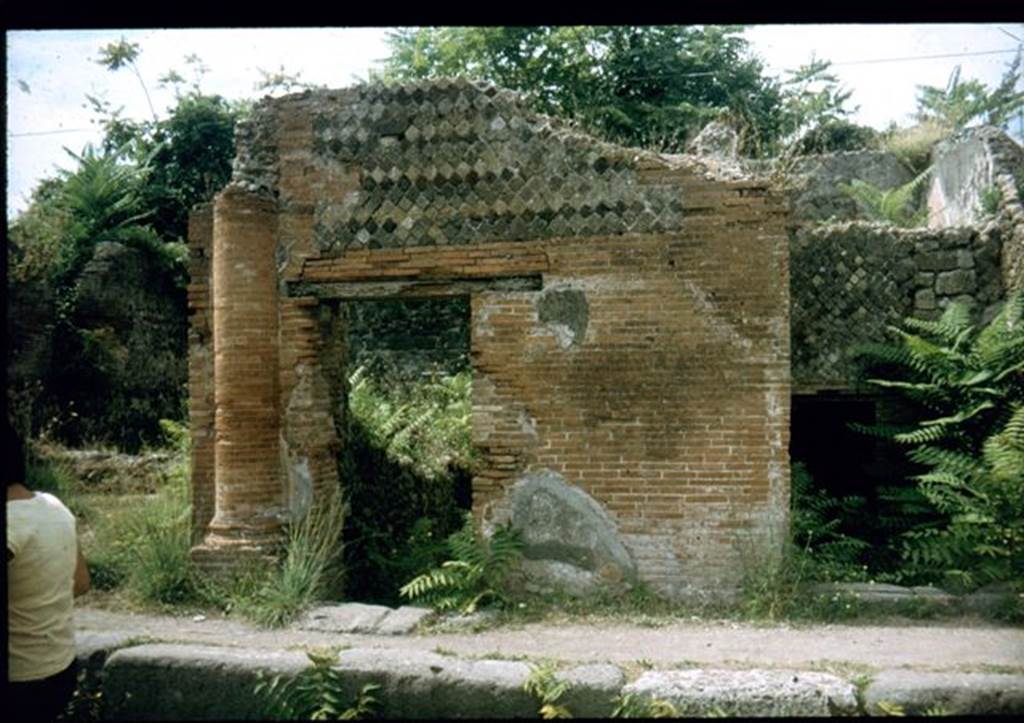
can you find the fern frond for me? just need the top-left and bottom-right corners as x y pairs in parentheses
(909, 445), (985, 478)
(892, 424), (956, 445)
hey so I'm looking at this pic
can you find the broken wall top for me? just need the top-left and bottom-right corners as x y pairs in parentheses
(229, 79), (772, 255)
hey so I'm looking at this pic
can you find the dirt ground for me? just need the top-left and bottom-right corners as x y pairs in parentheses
(74, 601), (1024, 675)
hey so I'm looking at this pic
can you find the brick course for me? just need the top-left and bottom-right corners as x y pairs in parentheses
(188, 81), (790, 595)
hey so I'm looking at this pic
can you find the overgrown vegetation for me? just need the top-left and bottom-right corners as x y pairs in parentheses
(228, 491), (348, 628)
(852, 294), (1024, 592)
(399, 512), (524, 614)
(840, 168), (932, 227)
(8, 40), (243, 452)
(341, 368), (475, 604)
(82, 419), (198, 602)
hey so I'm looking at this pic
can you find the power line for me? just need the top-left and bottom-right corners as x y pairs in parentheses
(8, 128), (94, 138)
(830, 47), (1021, 67)
(8, 46), (1020, 139)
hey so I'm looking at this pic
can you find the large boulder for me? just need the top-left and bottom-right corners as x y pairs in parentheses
(488, 471), (636, 596)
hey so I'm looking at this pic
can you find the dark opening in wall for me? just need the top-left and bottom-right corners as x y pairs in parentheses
(339, 296), (473, 604)
(790, 391), (927, 554)
(790, 392), (879, 501)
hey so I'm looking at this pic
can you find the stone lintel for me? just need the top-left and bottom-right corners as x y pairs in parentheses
(286, 274), (543, 299)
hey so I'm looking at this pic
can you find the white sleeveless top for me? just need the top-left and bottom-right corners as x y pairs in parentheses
(7, 492), (78, 681)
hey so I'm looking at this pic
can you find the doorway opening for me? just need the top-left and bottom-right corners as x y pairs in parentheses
(338, 296), (474, 604)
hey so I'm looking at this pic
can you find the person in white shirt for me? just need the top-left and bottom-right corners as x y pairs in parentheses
(7, 422), (90, 722)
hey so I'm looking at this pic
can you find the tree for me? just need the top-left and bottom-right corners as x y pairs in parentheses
(914, 50), (1024, 132)
(777, 56), (861, 152)
(377, 26), (785, 156)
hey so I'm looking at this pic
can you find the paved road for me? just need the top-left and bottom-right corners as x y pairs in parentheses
(74, 605), (1024, 673)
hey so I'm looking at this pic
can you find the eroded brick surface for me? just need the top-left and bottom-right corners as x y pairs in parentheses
(188, 81), (789, 595)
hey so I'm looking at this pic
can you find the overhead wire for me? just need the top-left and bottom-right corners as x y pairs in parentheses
(7, 46), (1021, 139)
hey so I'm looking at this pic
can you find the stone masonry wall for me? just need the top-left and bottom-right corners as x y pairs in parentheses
(791, 222), (1003, 392)
(190, 80), (790, 596)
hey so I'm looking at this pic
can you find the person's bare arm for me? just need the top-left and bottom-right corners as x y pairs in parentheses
(73, 545), (90, 597)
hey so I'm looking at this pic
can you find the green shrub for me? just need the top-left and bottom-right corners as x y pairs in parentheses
(852, 293), (1024, 591)
(400, 512), (524, 614)
(881, 120), (951, 174)
(82, 418), (200, 604)
(793, 119), (880, 154)
(341, 368), (473, 604)
(839, 167), (931, 227)
(790, 462), (872, 582)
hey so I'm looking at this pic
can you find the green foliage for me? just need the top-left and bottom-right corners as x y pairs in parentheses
(378, 26), (785, 156)
(778, 55), (858, 151)
(791, 118), (880, 155)
(255, 648), (381, 720)
(978, 184), (1003, 217)
(342, 368), (473, 603)
(233, 491), (348, 628)
(399, 512), (524, 614)
(85, 434), (199, 604)
(790, 462), (872, 582)
(915, 52), (1024, 132)
(24, 454), (89, 520)
(839, 167), (932, 227)
(881, 120), (952, 175)
(853, 294), (1024, 590)
(524, 662), (573, 719)
(139, 92), (241, 242)
(610, 693), (678, 718)
(6, 40), (244, 450)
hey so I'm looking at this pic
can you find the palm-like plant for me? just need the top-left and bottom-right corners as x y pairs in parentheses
(839, 167), (931, 228)
(853, 294), (1024, 589)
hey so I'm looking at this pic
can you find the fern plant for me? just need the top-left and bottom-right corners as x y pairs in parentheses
(839, 167), (931, 227)
(523, 662), (573, 719)
(255, 648), (381, 720)
(852, 293), (1024, 590)
(399, 512), (523, 614)
(790, 462), (872, 581)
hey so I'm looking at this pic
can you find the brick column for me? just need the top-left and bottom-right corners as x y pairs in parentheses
(192, 187), (283, 571)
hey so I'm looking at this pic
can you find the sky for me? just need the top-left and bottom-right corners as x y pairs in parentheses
(6, 24), (1024, 219)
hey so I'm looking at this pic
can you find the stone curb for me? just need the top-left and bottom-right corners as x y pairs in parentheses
(864, 669), (1024, 716)
(75, 633), (1024, 719)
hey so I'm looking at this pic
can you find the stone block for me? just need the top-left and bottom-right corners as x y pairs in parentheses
(558, 664), (626, 718)
(865, 670), (1024, 715)
(296, 603), (391, 633)
(490, 471), (637, 596)
(957, 249), (976, 269)
(914, 271), (935, 288)
(623, 668), (858, 717)
(935, 269), (976, 295)
(375, 605), (435, 635)
(102, 644), (309, 720)
(917, 251), (959, 271)
(915, 289), (936, 310)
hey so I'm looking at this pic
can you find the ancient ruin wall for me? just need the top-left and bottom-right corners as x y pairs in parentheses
(791, 222), (1004, 392)
(189, 80), (789, 596)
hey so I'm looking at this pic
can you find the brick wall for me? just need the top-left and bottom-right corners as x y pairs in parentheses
(284, 176), (789, 596)
(190, 80), (790, 595)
